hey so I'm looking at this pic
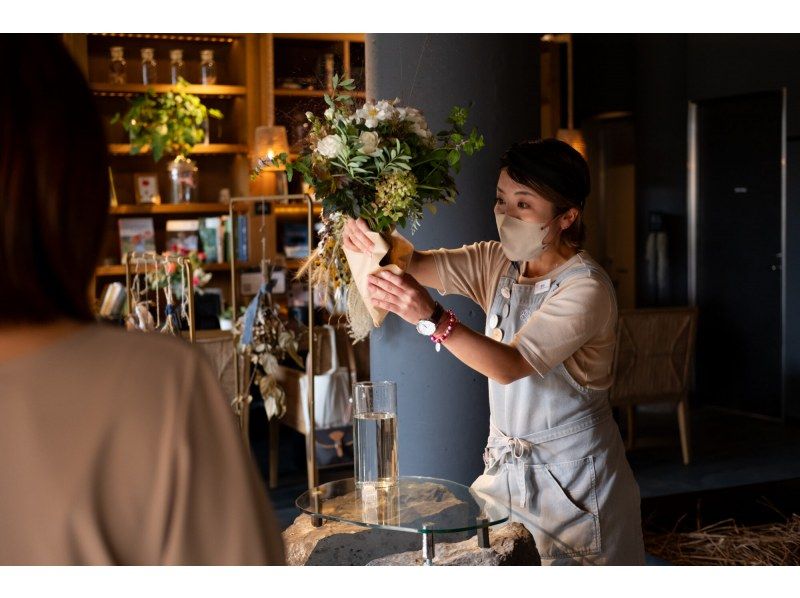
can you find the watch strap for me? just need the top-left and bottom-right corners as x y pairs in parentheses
(427, 302), (444, 326)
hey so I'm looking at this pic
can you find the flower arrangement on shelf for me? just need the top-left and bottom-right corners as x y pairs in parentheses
(251, 75), (484, 341)
(146, 249), (212, 298)
(112, 78), (223, 160)
(111, 78), (223, 203)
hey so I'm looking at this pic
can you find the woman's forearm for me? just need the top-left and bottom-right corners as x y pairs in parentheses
(366, 268), (535, 384)
(407, 250), (443, 291)
(433, 320), (535, 385)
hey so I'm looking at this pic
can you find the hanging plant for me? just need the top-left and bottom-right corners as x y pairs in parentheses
(111, 78), (223, 161)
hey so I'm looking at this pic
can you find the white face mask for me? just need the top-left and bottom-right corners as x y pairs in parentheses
(495, 213), (553, 261)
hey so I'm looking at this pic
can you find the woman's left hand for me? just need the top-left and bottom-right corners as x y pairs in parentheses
(367, 270), (436, 325)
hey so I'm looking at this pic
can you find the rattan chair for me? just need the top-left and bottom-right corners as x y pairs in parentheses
(610, 307), (698, 465)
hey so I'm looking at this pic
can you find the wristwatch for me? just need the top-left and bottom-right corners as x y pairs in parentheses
(416, 302), (444, 336)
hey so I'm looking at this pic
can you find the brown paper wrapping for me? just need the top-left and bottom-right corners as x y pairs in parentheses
(343, 228), (414, 327)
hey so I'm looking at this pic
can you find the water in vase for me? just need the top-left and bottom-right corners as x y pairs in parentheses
(354, 412), (398, 488)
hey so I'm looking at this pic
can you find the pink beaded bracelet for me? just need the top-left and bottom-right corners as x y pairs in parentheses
(430, 309), (458, 352)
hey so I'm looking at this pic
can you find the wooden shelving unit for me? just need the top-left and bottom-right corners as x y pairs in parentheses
(64, 33), (259, 301)
(62, 32), (366, 311)
(95, 261), (255, 277)
(109, 202), (249, 216)
(90, 82), (247, 97)
(273, 88), (366, 99)
(107, 143), (248, 156)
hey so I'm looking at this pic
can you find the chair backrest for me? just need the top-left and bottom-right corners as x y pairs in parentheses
(610, 307), (698, 406)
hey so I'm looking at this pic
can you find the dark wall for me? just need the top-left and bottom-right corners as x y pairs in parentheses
(685, 35), (800, 419)
(574, 34), (635, 125)
(632, 35), (690, 307)
(575, 34), (800, 418)
(788, 139), (800, 419)
(573, 35), (689, 306)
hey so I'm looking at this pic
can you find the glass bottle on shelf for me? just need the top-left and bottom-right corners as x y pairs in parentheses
(140, 48), (157, 84)
(169, 49), (184, 84)
(200, 49), (217, 85)
(108, 46), (127, 84)
(167, 155), (199, 203)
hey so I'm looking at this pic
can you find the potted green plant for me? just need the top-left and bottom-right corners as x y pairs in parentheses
(112, 78), (223, 203)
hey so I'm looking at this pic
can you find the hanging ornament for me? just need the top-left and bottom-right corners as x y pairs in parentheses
(160, 277), (182, 337)
(125, 259), (156, 332)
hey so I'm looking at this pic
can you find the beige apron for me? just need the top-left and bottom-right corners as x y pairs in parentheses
(470, 258), (646, 565)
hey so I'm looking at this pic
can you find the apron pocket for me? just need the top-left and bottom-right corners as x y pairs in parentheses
(530, 456), (601, 559)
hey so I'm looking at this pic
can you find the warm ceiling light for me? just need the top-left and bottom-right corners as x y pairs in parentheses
(556, 128), (587, 159)
(546, 33), (587, 159)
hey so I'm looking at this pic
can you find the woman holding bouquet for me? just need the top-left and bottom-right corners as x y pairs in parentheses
(344, 138), (646, 565)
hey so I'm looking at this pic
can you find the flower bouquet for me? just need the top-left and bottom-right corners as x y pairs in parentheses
(252, 75), (484, 341)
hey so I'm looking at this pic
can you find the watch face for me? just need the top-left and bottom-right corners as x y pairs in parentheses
(416, 320), (436, 335)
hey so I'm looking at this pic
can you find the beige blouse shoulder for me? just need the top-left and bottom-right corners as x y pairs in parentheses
(0, 324), (285, 565)
(424, 243), (617, 390)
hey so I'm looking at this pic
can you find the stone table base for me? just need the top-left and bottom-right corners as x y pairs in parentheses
(282, 515), (540, 566)
(366, 523), (540, 566)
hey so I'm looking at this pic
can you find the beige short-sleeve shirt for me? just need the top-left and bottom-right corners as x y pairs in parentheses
(0, 324), (285, 565)
(423, 241), (617, 390)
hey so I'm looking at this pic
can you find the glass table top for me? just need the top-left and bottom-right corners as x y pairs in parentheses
(296, 476), (511, 535)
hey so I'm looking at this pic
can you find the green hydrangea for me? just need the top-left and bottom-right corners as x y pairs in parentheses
(373, 171), (418, 222)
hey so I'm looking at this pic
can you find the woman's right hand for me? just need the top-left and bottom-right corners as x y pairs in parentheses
(342, 216), (375, 254)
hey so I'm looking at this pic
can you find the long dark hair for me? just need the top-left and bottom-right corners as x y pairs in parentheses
(499, 138), (590, 249)
(0, 35), (109, 324)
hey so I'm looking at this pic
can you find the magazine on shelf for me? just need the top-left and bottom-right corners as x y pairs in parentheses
(118, 218), (156, 261)
(165, 219), (199, 254)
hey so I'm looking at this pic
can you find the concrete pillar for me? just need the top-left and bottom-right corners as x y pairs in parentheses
(365, 34), (540, 485)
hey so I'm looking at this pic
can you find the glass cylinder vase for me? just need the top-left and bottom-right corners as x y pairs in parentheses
(167, 156), (198, 203)
(352, 381), (398, 488)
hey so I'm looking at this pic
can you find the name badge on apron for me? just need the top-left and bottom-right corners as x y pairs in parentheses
(534, 279), (551, 295)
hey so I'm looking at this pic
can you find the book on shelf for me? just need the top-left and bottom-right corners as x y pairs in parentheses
(118, 218), (156, 261)
(98, 282), (127, 318)
(236, 214), (249, 263)
(165, 219), (199, 254)
(221, 214), (250, 263)
(198, 217), (222, 263)
(281, 221), (309, 259)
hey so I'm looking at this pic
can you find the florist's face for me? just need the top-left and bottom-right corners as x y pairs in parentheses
(494, 168), (556, 225)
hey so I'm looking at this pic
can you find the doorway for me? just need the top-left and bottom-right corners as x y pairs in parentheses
(583, 113), (637, 309)
(688, 90), (786, 420)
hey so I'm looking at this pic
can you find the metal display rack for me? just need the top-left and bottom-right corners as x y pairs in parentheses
(227, 194), (319, 491)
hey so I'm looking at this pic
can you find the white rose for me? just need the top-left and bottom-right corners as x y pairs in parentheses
(355, 100), (394, 129)
(315, 135), (346, 159)
(403, 107), (422, 121)
(375, 100), (395, 118)
(411, 122), (431, 138)
(358, 131), (381, 156)
(324, 107), (335, 121)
